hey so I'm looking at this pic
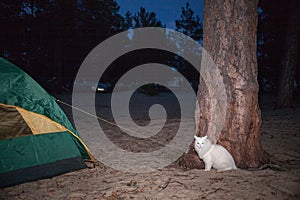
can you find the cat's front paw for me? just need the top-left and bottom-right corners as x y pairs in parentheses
(204, 164), (212, 171)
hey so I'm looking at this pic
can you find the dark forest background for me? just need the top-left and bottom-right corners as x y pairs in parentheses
(0, 0), (299, 107)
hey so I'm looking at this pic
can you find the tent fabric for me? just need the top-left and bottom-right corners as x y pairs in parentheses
(16, 105), (68, 134)
(0, 156), (86, 188)
(0, 132), (82, 173)
(0, 105), (32, 140)
(0, 103), (67, 138)
(0, 57), (93, 187)
(0, 57), (92, 160)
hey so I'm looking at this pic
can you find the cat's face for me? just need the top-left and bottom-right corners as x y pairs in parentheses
(194, 135), (208, 149)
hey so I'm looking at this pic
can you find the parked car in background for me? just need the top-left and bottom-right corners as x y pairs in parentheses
(93, 83), (112, 93)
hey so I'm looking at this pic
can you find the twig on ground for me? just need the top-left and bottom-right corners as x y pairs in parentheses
(259, 164), (282, 171)
(158, 178), (171, 190)
(158, 178), (189, 191)
(200, 187), (223, 198)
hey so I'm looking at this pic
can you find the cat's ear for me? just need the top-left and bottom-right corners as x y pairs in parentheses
(194, 136), (198, 140)
(203, 135), (208, 140)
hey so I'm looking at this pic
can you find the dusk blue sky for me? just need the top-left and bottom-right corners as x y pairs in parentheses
(115, 0), (204, 30)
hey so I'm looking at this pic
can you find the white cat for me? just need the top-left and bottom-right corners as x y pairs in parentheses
(194, 135), (237, 171)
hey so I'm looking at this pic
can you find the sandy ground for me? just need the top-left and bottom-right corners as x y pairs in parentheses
(1, 93), (300, 199)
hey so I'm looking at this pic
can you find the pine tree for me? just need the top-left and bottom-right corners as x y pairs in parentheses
(133, 7), (165, 28)
(121, 11), (133, 30)
(175, 3), (203, 42)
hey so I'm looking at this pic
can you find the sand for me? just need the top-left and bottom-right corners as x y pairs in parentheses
(1, 93), (299, 199)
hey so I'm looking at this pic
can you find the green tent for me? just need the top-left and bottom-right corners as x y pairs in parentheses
(0, 58), (93, 187)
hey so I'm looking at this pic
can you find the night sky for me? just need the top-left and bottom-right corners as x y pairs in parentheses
(115, 0), (204, 29)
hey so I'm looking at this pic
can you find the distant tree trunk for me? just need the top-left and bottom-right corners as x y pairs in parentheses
(53, 1), (65, 94)
(178, 0), (268, 169)
(275, 2), (300, 109)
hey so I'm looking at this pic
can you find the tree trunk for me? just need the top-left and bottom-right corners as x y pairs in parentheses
(53, 0), (65, 94)
(275, 1), (300, 109)
(178, 0), (268, 169)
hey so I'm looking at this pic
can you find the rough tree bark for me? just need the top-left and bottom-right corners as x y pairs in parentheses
(275, 1), (300, 109)
(178, 0), (268, 169)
